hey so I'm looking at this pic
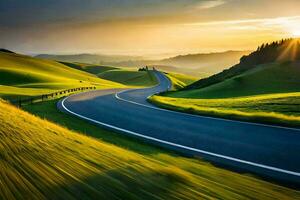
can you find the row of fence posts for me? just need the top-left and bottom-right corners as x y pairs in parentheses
(11, 86), (96, 107)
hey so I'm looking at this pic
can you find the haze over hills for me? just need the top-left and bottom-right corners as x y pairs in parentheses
(35, 53), (144, 64)
(159, 50), (251, 73)
(151, 38), (300, 127)
(185, 38), (300, 92)
(35, 50), (250, 77)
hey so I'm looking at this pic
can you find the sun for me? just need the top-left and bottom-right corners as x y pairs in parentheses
(292, 29), (300, 37)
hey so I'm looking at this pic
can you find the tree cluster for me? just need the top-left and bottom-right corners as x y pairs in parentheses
(138, 66), (149, 71)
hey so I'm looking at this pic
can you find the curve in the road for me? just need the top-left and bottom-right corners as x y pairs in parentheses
(58, 70), (300, 184)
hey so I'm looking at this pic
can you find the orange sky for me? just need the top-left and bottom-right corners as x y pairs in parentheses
(1, 0), (300, 57)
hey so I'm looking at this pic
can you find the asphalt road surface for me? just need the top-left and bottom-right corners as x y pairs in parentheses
(58, 70), (300, 184)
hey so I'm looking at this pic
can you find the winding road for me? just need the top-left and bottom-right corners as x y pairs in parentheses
(58, 71), (300, 184)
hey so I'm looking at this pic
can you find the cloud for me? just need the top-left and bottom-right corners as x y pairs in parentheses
(195, 0), (226, 9)
(184, 15), (300, 26)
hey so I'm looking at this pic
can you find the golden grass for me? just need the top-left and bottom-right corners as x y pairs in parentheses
(98, 69), (158, 87)
(1, 100), (299, 199)
(150, 92), (300, 127)
(164, 72), (197, 90)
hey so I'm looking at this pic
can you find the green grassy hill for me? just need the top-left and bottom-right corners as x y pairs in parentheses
(150, 39), (300, 127)
(164, 72), (197, 90)
(98, 69), (158, 86)
(0, 51), (123, 99)
(150, 92), (300, 127)
(35, 53), (143, 64)
(1, 100), (299, 199)
(166, 61), (300, 99)
(186, 38), (300, 90)
(59, 61), (118, 74)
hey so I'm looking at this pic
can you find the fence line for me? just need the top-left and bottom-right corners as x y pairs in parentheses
(9, 86), (97, 107)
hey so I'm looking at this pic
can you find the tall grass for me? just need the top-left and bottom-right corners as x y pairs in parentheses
(150, 92), (300, 127)
(1, 100), (299, 199)
(164, 72), (197, 90)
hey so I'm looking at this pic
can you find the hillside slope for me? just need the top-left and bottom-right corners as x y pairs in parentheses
(98, 69), (158, 86)
(164, 72), (197, 90)
(186, 39), (300, 90)
(36, 51), (250, 77)
(166, 61), (300, 99)
(59, 61), (118, 74)
(36, 53), (143, 64)
(0, 51), (122, 99)
(151, 39), (300, 126)
(1, 100), (299, 199)
(160, 50), (250, 74)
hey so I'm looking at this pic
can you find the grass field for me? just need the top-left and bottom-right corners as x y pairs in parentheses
(150, 92), (300, 127)
(0, 52), (123, 100)
(151, 62), (300, 127)
(164, 72), (197, 90)
(0, 99), (289, 199)
(2, 50), (300, 198)
(59, 61), (118, 74)
(98, 69), (158, 86)
(168, 62), (300, 99)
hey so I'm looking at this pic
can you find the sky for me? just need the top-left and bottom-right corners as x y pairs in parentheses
(1, 0), (300, 57)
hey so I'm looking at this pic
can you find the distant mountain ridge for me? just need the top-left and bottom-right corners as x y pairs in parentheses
(36, 50), (250, 77)
(0, 49), (15, 54)
(186, 38), (300, 90)
(161, 50), (250, 64)
(35, 54), (144, 64)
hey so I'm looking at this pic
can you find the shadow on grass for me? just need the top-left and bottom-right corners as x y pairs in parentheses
(44, 166), (190, 200)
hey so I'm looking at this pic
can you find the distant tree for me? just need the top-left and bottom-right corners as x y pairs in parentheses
(138, 66), (149, 71)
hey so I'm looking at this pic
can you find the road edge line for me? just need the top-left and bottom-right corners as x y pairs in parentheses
(60, 96), (300, 177)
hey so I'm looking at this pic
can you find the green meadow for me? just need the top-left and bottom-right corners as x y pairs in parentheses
(1, 49), (299, 199)
(0, 51), (123, 100)
(164, 72), (197, 90)
(0, 99), (297, 199)
(59, 61), (118, 74)
(98, 69), (158, 86)
(150, 92), (300, 127)
(151, 60), (300, 127)
(166, 62), (300, 99)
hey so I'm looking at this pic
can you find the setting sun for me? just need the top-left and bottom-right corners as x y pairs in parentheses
(293, 29), (300, 37)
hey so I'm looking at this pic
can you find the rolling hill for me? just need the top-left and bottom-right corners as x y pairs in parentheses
(0, 51), (123, 99)
(36, 53), (144, 64)
(59, 61), (118, 74)
(159, 50), (251, 74)
(104, 51), (249, 77)
(98, 69), (158, 86)
(166, 61), (300, 99)
(35, 51), (250, 77)
(163, 72), (197, 90)
(150, 39), (300, 127)
(186, 38), (300, 91)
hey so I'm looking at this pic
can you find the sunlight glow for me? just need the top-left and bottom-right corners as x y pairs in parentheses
(277, 39), (300, 61)
(293, 30), (300, 37)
